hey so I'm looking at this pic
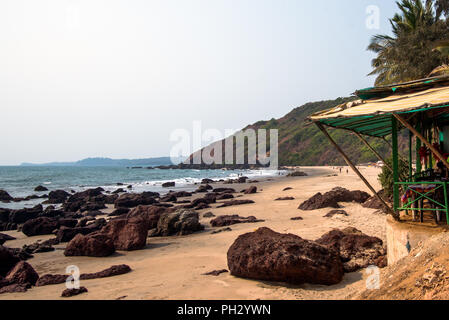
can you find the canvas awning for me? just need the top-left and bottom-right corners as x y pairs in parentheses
(308, 77), (449, 138)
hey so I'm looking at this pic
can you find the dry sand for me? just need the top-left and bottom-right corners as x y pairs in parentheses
(0, 166), (386, 300)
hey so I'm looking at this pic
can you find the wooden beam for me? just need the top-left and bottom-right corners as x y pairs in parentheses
(316, 123), (396, 217)
(354, 132), (393, 172)
(394, 114), (449, 172)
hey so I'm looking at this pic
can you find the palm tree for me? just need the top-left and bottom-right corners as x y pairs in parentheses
(368, 0), (449, 85)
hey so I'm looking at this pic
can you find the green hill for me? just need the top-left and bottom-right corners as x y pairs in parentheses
(188, 97), (408, 167)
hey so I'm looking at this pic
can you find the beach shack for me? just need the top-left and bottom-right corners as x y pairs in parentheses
(308, 75), (449, 226)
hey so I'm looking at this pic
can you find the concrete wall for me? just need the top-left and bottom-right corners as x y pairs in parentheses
(386, 216), (445, 264)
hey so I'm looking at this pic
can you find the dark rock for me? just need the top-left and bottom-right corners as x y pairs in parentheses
(283, 187), (293, 191)
(169, 191), (192, 198)
(0, 222), (17, 232)
(126, 205), (166, 229)
(195, 185), (212, 193)
(112, 188), (126, 194)
(56, 225), (101, 243)
(237, 176), (248, 183)
(203, 212), (215, 218)
(64, 233), (115, 257)
(315, 227), (386, 273)
(201, 179), (215, 184)
(75, 217), (95, 228)
(58, 218), (78, 228)
(216, 193), (234, 200)
(36, 274), (68, 286)
(290, 216), (303, 221)
(5, 261), (39, 286)
(114, 192), (159, 208)
(22, 240), (55, 254)
(61, 287), (88, 297)
(9, 205), (43, 224)
(0, 190), (13, 202)
(150, 209), (204, 237)
(85, 210), (103, 217)
(0, 283), (29, 294)
(108, 207), (130, 217)
(34, 186), (48, 192)
(362, 190), (389, 211)
(275, 197), (295, 201)
(22, 217), (59, 236)
(101, 219), (148, 251)
(287, 171), (308, 177)
(298, 193), (340, 210)
(217, 200), (255, 208)
(243, 186), (257, 194)
(298, 187), (370, 211)
(211, 227), (232, 234)
(227, 227), (344, 285)
(210, 215), (264, 227)
(162, 182), (175, 188)
(0, 233), (15, 245)
(160, 194), (177, 202)
(0, 208), (10, 222)
(213, 188), (235, 194)
(0, 245), (20, 277)
(80, 264), (131, 280)
(194, 203), (210, 210)
(44, 190), (70, 204)
(37, 264), (131, 286)
(202, 269), (228, 276)
(324, 210), (348, 218)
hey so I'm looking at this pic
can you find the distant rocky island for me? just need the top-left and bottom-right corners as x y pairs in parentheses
(20, 157), (185, 167)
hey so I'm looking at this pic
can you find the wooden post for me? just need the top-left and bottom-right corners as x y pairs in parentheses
(409, 130), (413, 180)
(354, 132), (393, 172)
(394, 114), (449, 172)
(316, 123), (396, 217)
(392, 117), (400, 214)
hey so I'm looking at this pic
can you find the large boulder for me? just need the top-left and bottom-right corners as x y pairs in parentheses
(22, 217), (59, 237)
(0, 233), (15, 246)
(150, 209), (204, 237)
(126, 205), (166, 229)
(298, 187), (370, 211)
(34, 186), (48, 192)
(101, 219), (148, 251)
(56, 221), (105, 243)
(8, 205), (43, 224)
(5, 261), (39, 286)
(227, 227), (344, 285)
(210, 215), (264, 227)
(64, 233), (115, 257)
(0, 246), (20, 277)
(44, 190), (70, 204)
(315, 227), (386, 272)
(0, 190), (13, 202)
(114, 192), (159, 208)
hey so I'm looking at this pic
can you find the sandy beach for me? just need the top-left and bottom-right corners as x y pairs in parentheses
(0, 166), (386, 300)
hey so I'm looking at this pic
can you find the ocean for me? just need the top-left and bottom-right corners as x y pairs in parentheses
(0, 166), (284, 209)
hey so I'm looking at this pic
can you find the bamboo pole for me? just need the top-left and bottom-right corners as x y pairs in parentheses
(354, 132), (393, 172)
(394, 114), (449, 172)
(316, 123), (396, 217)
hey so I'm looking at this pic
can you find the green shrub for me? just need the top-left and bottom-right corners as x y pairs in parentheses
(378, 156), (409, 197)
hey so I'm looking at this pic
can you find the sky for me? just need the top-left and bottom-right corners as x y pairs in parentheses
(0, 0), (399, 165)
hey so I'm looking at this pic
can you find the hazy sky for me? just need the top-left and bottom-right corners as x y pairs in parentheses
(1, 0), (398, 165)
